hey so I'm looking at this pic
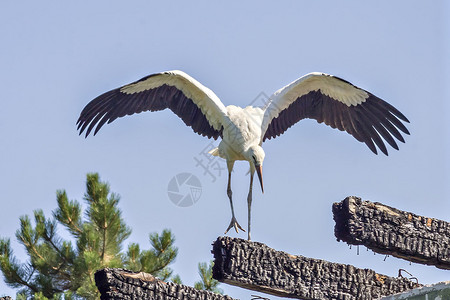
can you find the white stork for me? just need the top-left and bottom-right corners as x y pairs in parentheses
(77, 70), (409, 240)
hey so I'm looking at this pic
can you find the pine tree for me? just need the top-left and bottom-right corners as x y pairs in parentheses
(0, 173), (178, 299)
(194, 261), (222, 294)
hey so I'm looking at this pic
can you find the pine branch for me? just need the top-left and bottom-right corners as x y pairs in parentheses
(84, 174), (131, 265)
(18, 212), (72, 281)
(16, 216), (48, 265)
(124, 243), (142, 270)
(53, 190), (83, 236)
(141, 229), (178, 276)
(24, 263), (36, 282)
(195, 261), (222, 294)
(0, 239), (40, 293)
(34, 210), (74, 267)
(101, 214), (107, 264)
(0, 173), (179, 298)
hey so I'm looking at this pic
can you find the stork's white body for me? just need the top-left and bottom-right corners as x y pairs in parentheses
(215, 106), (265, 162)
(77, 70), (410, 240)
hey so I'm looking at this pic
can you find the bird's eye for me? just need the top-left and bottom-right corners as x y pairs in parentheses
(252, 155), (256, 162)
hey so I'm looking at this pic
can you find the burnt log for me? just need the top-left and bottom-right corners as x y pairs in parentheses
(95, 268), (235, 300)
(333, 196), (450, 270)
(212, 236), (419, 300)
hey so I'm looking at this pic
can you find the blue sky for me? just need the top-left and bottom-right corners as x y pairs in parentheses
(1, 1), (449, 298)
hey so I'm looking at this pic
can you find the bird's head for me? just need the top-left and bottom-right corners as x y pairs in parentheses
(246, 145), (265, 193)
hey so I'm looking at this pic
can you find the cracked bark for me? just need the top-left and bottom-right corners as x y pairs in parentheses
(95, 268), (235, 300)
(212, 236), (419, 300)
(333, 196), (450, 270)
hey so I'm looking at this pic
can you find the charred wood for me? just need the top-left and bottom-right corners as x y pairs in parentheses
(333, 196), (450, 270)
(212, 237), (419, 300)
(95, 268), (235, 300)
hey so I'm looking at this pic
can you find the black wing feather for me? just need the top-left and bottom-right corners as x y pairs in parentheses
(77, 83), (222, 139)
(263, 90), (409, 155)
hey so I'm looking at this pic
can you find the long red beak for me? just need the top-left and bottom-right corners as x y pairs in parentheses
(256, 165), (264, 193)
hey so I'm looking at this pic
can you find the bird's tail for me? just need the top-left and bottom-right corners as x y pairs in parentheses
(208, 147), (220, 156)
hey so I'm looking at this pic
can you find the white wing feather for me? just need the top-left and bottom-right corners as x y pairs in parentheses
(121, 70), (227, 131)
(261, 72), (369, 138)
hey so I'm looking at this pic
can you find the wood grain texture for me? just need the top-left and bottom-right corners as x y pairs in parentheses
(95, 268), (235, 300)
(333, 196), (450, 270)
(212, 237), (419, 300)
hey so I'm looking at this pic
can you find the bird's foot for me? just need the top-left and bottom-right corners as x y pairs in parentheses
(224, 217), (245, 234)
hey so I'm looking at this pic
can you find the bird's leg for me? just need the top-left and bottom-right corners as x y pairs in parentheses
(224, 167), (245, 234)
(247, 171), (254, 241)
